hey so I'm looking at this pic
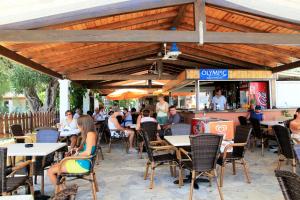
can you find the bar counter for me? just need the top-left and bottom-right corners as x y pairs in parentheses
(179, 109), (295, 126)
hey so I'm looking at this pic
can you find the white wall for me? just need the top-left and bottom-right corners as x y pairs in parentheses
(276, 81), (300, 108)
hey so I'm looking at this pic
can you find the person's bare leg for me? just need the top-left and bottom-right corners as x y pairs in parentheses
(47, 163), (67, 192)
(70, 135), (78, 148)
(128, 130), (135, 149)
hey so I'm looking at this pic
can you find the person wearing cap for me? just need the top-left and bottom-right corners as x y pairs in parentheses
(249, 105), (264, 121)
(289, 108), (300, 144)
(108, 108), (136, 153)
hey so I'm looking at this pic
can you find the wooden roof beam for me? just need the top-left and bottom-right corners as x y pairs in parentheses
(86, 85), (163, 89)
(68, 74), (176, 81)
(0, 45), (62, 79)
(272, 60), (300, 73)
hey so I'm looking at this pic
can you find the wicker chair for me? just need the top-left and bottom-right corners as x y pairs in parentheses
(249, 118), (270, 156)
(217, 126), (252, 187)
(106, 118), (129, 153)
(0, 147), (34, 196)
(56, 152), (99, 199)
(10, 124), (33, 143)
(139, 121), (158, 158)
(33, 127), (60, 194)
(141, 130), (177, 189)
(275, 170), (300, 200)
(272, 125), (297, 173)
(177, 134), (223, 200)
(238, 116), (248, 126)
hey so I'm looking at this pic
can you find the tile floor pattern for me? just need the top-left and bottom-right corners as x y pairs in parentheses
(40, 144), (297, 200)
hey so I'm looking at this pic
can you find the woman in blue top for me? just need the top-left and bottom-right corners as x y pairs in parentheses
(48, 115), (97, 191)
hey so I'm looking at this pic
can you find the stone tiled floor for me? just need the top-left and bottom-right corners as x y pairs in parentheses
(41, 143), (297, 200)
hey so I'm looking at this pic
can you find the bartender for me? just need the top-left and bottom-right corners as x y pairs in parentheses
(212, 88), (227, 111)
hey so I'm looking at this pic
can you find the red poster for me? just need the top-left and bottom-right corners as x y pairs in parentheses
(249, 82), (268, 109)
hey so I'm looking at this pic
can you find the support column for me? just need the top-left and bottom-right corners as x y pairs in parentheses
(270, 74), (277, 109)
(195, 80), (200, 111)
(58, 79), (70, 123)
(94, 93), (99, 110)
(82, 89), (90, 114)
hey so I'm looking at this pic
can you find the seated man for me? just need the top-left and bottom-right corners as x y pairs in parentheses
(59, 110), (80, 148)
(249, 105), (264, 121)
(93, 106), (106, 121)
(163, 106), (181, 129)
(108, 108), (136, 153)
(290, 108), (300, 144)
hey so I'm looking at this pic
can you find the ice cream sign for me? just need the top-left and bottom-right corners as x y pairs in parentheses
(200, 69), (229, 80)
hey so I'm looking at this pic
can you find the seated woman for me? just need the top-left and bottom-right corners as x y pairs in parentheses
(108, 108), (136, 153)
(122, 108), (133, 127)
(59, 110), (80, 148)
(48, 115), (97, 192)
(290, 108), (300, 144)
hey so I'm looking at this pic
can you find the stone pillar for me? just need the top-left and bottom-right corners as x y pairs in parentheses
(195, 80), (200, 111)
(82, 89), (90, 114)
(58, 79), (70, 123)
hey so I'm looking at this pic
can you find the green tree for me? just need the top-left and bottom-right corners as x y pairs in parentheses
(70, 82), (87, 111)
(0, 56), (59, 112)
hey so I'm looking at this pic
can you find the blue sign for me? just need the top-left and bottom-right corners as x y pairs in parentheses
(200, 69), (229, 80)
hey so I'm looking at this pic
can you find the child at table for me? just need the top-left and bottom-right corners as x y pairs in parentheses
(249, 105), (264, 122)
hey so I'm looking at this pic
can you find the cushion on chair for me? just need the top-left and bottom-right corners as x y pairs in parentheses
(6, 176), (30, 192)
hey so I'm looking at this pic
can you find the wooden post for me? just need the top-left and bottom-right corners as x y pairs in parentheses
(194, 0), (206, 45)
(0, 114), (3, 135)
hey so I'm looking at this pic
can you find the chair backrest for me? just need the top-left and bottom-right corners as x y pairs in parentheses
(272, 125), (294, 159)
(10, 124), (24, 136)
(170, 123), (191, 135)
(190, 134), (222, 172)
(0, 147), (7, 193)
(140, 130), (154, 162)
(238, 116), (248, 126)
(36, 127), (60, 143)
(141, 121), (158, 141)
(132, 113), (139, 124)
(249, 118), (262, 137)
(232, 126), (252, 158)
(275, 170), (300, 200)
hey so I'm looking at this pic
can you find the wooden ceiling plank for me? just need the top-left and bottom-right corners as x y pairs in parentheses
(72, 59), (154, 76)
(178, 44), (270, 70)
(68, 74), (176, 81)
(51, 44), (160, 71)
(0, 0), (194, 30)
(62, 50), (158, 74)
(0, 45), (62, 79)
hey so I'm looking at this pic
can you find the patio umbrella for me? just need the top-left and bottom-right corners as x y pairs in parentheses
(107, 89), (148, 100)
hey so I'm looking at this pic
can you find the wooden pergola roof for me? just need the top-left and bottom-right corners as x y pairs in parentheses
(0, 0), (300, 94)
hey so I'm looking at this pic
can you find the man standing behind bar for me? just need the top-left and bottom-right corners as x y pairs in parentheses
(212, 88), (227, 111)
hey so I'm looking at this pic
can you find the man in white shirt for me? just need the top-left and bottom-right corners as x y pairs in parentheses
(212, 88), (227, 111)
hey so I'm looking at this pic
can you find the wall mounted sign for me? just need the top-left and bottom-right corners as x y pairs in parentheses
(200, 69), (229, 80)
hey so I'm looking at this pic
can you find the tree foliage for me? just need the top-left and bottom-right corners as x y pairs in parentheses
(70, 82), (87, 111)
(0, 56), (59, 112)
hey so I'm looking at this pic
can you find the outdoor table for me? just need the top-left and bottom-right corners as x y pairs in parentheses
(164, 135), (233, 153)
(164, 135), (233, 187)
(294, 144), (300, 161)
(0, 195), (34, 200)
(260, 121), (285, 127)
(7, 143), (67, 195)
